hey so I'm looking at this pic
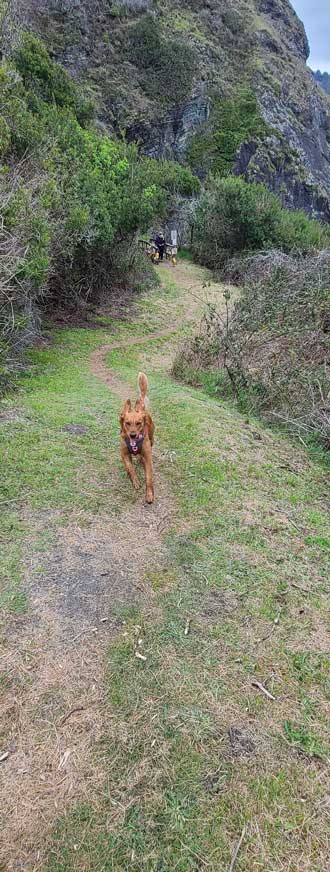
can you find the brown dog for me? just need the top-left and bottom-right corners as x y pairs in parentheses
(119, 372), (155, 504)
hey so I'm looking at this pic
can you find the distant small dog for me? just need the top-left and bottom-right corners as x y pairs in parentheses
(119, 372), (155, 504)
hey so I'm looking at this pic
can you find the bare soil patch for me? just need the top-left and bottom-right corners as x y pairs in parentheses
(27, 502), (173, 641)
(0, 625), (106, 872)
(202, 588), (239, 621)
(0, 489), (174, 869)
(62, 423), (90, 436)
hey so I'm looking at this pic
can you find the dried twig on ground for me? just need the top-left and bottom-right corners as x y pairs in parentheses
(60, 706), (85, 726)
(227, 826), (246, 872)
(252, 680), (276, 701)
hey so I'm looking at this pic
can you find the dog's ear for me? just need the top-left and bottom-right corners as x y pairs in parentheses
(119, 399), (131, 429)
(135, 398), (144, 412)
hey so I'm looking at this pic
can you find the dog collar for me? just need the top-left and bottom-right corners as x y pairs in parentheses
(125, 434), (144, 456)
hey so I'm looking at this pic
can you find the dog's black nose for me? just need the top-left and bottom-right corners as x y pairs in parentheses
(130, 432), (136, 438)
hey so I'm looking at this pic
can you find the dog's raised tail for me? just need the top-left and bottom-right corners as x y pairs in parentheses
(138, 372), (149, 406)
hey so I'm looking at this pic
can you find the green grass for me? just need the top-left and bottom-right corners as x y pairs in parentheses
(1, 263), (330, 870)
(0, 327), (123, 612)
(176, 248), (194, 262)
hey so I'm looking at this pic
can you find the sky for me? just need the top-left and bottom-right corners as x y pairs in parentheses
(291, 0), (330, 72)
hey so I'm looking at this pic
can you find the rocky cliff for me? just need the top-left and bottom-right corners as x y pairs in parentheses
(16, 0), (330, 221)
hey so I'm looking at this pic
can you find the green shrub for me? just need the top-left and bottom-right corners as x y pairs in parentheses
(192, 176), (283, 267)
(129, 15), (197, 104)
(192, 176), (330, 269)
(139, 158), (200, 199)
(14, 33), (76, 106)
(277, 208), (327, 252)
(13, 33), (94, 125)
(0, 63), (44, 157)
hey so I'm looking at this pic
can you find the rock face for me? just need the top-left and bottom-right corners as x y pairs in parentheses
(18, 0), (330, 221)
(127, 95), (210, 162)
(244, 0), (330, 220)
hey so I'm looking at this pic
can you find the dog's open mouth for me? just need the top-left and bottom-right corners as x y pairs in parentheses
(129, 435), (143, 455)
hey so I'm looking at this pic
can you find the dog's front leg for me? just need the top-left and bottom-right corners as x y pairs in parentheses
(121, 448), (140, 491)
(142, 450), (154, 504)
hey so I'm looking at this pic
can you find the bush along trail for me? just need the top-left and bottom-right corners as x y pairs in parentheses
(1, 260), (330, 871)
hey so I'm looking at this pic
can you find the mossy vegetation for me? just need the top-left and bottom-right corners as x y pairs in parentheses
(128, 14), (197, 105)
(188, 89), (267, 176)
(168, 7), (208, 45)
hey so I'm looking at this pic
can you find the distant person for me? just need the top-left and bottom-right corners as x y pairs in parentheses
(151, 233), (166, 261)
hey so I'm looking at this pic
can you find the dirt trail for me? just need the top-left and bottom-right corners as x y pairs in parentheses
(91, 325), (180, 395)
(0, 260), (214, 870)
(90, 260), (212, 393)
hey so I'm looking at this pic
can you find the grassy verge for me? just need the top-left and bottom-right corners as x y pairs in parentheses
(47, 325), (330, 870)
(0, 327), (125, 615)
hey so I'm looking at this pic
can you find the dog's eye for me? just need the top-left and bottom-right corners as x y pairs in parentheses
(136, 421), (142, 427)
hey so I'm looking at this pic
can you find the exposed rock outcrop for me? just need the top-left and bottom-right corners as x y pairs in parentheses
(127, 95), (210, 162)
